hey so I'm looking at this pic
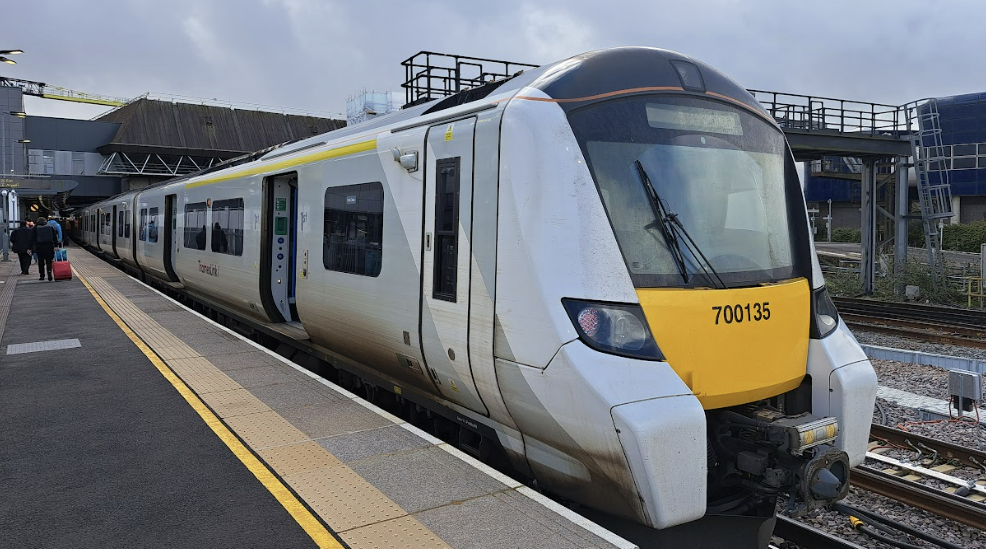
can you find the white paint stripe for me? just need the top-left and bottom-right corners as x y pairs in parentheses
(6, 338), (81, 355)
(93, 260), (636, 548)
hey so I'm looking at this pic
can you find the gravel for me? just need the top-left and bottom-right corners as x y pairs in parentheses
(782, 488), (985, 549)
(779, 344), (986, 549)
(853, 329), (986, 362)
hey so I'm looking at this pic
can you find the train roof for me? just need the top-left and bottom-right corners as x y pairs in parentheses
(83, 47), (772, 208)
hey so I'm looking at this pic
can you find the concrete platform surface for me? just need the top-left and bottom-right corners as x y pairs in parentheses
(0, 250), (634, 549)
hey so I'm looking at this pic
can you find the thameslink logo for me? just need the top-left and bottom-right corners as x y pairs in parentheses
(198, 261), (219, 277)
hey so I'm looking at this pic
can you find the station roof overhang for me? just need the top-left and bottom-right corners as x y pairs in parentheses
(97, 142), (247, 160)
(783, 129), (913, 162)
(1, 175), (79, 196)
(1, 176), (79, 211)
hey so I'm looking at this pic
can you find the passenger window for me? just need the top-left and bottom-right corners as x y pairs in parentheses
(433, 158), (460, 301)
(210, 198), (244, 255)
(118, 212), (125, 237)
(148, 207), (159, 243)
(139, 208), (148, 241)
(183, 202), (208, 250)
(323, 182), (383, 277)
(124, 209), (131, 238)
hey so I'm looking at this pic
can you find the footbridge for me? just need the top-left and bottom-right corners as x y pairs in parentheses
(749, 90), (954, 295)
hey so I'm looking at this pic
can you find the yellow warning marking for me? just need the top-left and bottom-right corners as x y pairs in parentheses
(76, 272), (342, 549)
(444, 123), (454, 141)
(185, 138), (377, 189)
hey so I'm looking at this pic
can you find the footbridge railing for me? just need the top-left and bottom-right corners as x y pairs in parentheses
(748, 90), (908, 136)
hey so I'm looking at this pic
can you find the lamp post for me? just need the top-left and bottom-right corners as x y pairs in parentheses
(1, 47), (25, 261)
(0, 49), (23, 65)
(1, 111), (26, 262)
(0, 189), (12, 262)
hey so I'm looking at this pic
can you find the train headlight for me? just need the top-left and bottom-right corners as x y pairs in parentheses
(562, 299), (665, 360)
(810, 286), (840, 339)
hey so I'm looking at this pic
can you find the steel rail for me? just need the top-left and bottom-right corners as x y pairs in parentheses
(843, 319), (986, 348)
(871, 424), (986, 470)
(772, 516), (867, 549)
(850, 466), (986, 530)
(841, 313), (986, 338)
(833, 297), (986, 327)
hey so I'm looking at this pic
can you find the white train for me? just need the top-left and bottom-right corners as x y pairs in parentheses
(80, 47), (877, 535)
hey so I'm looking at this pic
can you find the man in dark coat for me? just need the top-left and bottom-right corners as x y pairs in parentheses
(9, 221), (33, 275)
(31, 217), (58, 281)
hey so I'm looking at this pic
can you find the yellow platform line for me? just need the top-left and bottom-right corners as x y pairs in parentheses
(76, 271), (342, 549)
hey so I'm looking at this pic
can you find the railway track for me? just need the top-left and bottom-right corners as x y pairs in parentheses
(772, 517), (866, 549)
(833, 297), (986, 347)
(859, 424), (986, 530)
(833, 298), (986, 328)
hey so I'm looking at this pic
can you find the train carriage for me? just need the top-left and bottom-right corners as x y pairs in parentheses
(131, 189), (170, 282)
(79, 46), (877, 537)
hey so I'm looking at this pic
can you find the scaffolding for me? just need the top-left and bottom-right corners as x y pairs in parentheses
(346, 90), (393, 126)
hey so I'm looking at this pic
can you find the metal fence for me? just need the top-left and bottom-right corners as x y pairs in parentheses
(748, 90), (907, 136)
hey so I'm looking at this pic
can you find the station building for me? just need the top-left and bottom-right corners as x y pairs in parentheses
(0, 85), (344, 223)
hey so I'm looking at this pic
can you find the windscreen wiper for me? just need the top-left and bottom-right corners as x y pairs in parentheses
(635, 160), (689, 283)
(634, 160), (726, 289)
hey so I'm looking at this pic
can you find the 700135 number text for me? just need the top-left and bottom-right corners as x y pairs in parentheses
(712, 303), (770, 325)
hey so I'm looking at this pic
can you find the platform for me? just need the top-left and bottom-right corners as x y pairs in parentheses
(0, 249), (634, 549)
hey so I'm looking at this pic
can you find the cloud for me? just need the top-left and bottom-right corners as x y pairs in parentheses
(519, 5), (595, 63)
(5, 0), (986, 119)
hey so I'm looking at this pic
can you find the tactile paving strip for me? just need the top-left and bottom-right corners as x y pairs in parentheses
(258, 441), (343, 476)
(287, 466), (407, 532)
(223, 410), (310, 449)
(0, 270), (17, 343)
(341, 515), (451, 549)
(200, 388), (274, 419)
(72, 250), (454, 548)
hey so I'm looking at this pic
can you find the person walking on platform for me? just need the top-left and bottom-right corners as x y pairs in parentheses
(9, 221), (33, 275)
(47, 217), (63, 247)
(31, 217), (58, 281)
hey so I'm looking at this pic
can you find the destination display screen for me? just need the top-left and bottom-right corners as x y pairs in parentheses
(646, 103), (743, 135)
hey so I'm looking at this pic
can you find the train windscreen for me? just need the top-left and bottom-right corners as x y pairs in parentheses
(569, 95), (801, 288)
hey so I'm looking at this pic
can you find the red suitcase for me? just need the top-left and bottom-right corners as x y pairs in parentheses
(53, 260), (72, 281)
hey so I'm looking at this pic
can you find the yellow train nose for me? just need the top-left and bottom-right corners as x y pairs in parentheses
(636, 277), (810, 409)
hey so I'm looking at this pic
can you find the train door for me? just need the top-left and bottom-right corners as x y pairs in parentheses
(420, 118), (488, 414)
(261, 173), (298, 323)
(99, 209), (110, 250)
(94, 210), (101, 251)
(131, 196), (139, 266)
(111, 205), (119, 256)
(163, 194), (180, 282)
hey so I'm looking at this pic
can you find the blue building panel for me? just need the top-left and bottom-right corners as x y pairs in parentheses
(951, 169), (977, 184)
(948, 118), (979, 133)
(805, 176), (855, 202)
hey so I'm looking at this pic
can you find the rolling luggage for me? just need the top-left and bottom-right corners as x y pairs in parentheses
(53, 260), (72, 281)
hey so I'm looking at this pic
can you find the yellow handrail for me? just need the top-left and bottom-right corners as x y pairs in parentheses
(964, 276), (985, 308)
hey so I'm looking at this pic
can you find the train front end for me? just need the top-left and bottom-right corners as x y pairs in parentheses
(494, 47), (877, 531)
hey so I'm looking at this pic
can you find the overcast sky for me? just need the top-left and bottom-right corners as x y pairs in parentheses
(5, 0), (985, 121)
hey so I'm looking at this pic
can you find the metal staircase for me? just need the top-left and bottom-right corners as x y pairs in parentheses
(906, 99), (954, 287)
